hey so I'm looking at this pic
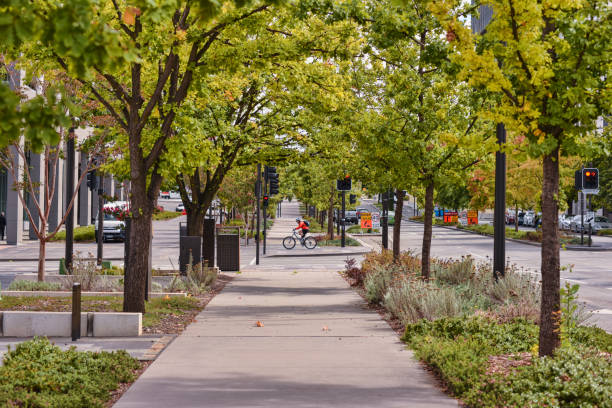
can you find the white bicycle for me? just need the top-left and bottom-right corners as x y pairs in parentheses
(283, 230), (317, 250)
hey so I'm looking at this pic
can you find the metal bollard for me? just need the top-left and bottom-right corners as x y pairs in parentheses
(72, 283), (81, 341)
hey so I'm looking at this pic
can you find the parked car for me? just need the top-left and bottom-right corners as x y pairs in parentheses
(355, 207), (369, 220)
(559, 214), (572, 230)
(160, 191), (170, 199)
(345, 210), (358, 224)
(570, 213), (595, 232)
(590, 216), (612, 232)
(505, 211), (516, 225)
(95, 202), (127, 242)
(175, 203), (185, 212)
(523, 211), (536, 227)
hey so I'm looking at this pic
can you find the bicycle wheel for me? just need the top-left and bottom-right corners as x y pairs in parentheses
(303, 236), (317, 249)
(283, 236), (296, 249)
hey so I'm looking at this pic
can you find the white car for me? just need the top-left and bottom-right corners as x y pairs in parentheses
(95, 202), (128, 242)
(175, 203), (185, 212)
(523, 211), (536, 227)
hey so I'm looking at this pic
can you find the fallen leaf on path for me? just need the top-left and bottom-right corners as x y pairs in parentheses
(255, 321), (264, 327)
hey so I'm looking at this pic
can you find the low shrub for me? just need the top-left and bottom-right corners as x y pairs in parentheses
(49, 225), (95, 242)
(597, 228), (612, 236)
(7, 280), (62, 291)
(152, 211), (184, 221)
(62, 254), (99, 291)
(402, 316), (612, 407)
(384, 277), (463, 324)
(166, 260), (217, 295)
(315, 236), (360, 246)
(0, 337), (140, 407)
(364, 265), (402, 304)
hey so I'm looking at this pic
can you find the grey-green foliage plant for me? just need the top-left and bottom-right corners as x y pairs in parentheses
(167, 255), (218, 295)
(7, 280), (62, 291)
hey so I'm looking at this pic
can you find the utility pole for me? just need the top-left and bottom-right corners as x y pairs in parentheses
(65, 129), (75, 273)
(493, 123), (507, 279)
(96, 172), (104, 265)
(255, 164), (261, 265)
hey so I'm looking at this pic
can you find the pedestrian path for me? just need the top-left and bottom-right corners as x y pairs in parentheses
(114, 261), (457, 406)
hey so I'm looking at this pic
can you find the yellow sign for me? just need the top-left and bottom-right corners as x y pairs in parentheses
(361, 213), (372, 229)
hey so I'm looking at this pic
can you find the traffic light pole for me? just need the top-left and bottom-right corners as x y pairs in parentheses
(263, 166), (268, 255)
(341, 191), (346, 248)
(256, 164), (261, 265)
(65, 130), (75, 273)
(493, 123), (507, 279)
(580, 191), (584, 245)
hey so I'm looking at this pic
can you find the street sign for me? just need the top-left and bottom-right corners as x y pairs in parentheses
(443, 211), (458, 223)
(467, 210), (478, 225)
(371, 212), (380, 229)
(361, 212), (372, 229)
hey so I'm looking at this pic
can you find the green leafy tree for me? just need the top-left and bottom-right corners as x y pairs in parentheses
(350, 0), (493, 276)
(433, 0), (611, 355)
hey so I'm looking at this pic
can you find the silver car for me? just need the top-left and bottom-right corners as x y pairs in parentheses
(559, 214), (572, 230)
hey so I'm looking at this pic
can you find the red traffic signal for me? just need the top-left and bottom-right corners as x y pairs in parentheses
(263, 195), (269, 207)
(582, 168), (599, 190)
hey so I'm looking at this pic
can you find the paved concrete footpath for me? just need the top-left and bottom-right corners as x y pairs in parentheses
(114, 266), (457, 407)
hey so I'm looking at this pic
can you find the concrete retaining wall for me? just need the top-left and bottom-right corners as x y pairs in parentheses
(0, 311), (142, 337)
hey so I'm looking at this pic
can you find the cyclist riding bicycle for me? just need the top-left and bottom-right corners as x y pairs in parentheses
(295, 218), (309, 239)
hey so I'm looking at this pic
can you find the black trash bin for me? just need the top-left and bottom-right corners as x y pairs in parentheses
(217, 226), (240, 272)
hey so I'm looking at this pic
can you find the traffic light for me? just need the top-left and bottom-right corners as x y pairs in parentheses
(582, 168), (599, 190)
(575, 170), (582, 190)
(267, 166), (279, 196)
(87, 170), (97, 191)
(336, 175), (352, 191)
(262, 195), (269, 208)
(349, 194), (356, 204)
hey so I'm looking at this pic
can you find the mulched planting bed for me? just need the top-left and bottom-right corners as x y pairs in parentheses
(0, 273), (233, 334)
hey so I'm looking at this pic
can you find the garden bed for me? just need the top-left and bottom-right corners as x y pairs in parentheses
(0, 274), (233, 334)
(341, 251), (612, 406)
(0, 337), (142, 408)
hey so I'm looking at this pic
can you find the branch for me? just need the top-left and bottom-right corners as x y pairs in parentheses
(508, 0), (533, 81)
(111, 0), (136, 40)
(57, 56), (129, 130)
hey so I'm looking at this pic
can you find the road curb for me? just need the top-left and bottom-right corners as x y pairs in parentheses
(265, 250), (370, 258)
(408, 221), (612, 251)
(0, 257), (124, 262)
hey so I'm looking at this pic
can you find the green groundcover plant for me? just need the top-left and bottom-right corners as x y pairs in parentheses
(403, 317), (612, 407)
(0, 338), (140, 407)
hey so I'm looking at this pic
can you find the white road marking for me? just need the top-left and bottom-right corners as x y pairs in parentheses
(249, 257), (256, 266)
(593, 309), (612, 315)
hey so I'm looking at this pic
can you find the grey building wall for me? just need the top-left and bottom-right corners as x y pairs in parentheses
(471, 5), (493, 34)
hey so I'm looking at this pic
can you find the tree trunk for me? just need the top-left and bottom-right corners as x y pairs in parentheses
(392, 189), (405, 261)
(186, 206), (205, 236)
(515, 203), (519, 232)
(539, 146), (561, 357)
(38, 239), (46, 282)
(421, 181), (435, 280)
(123, 183), (154, 313)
